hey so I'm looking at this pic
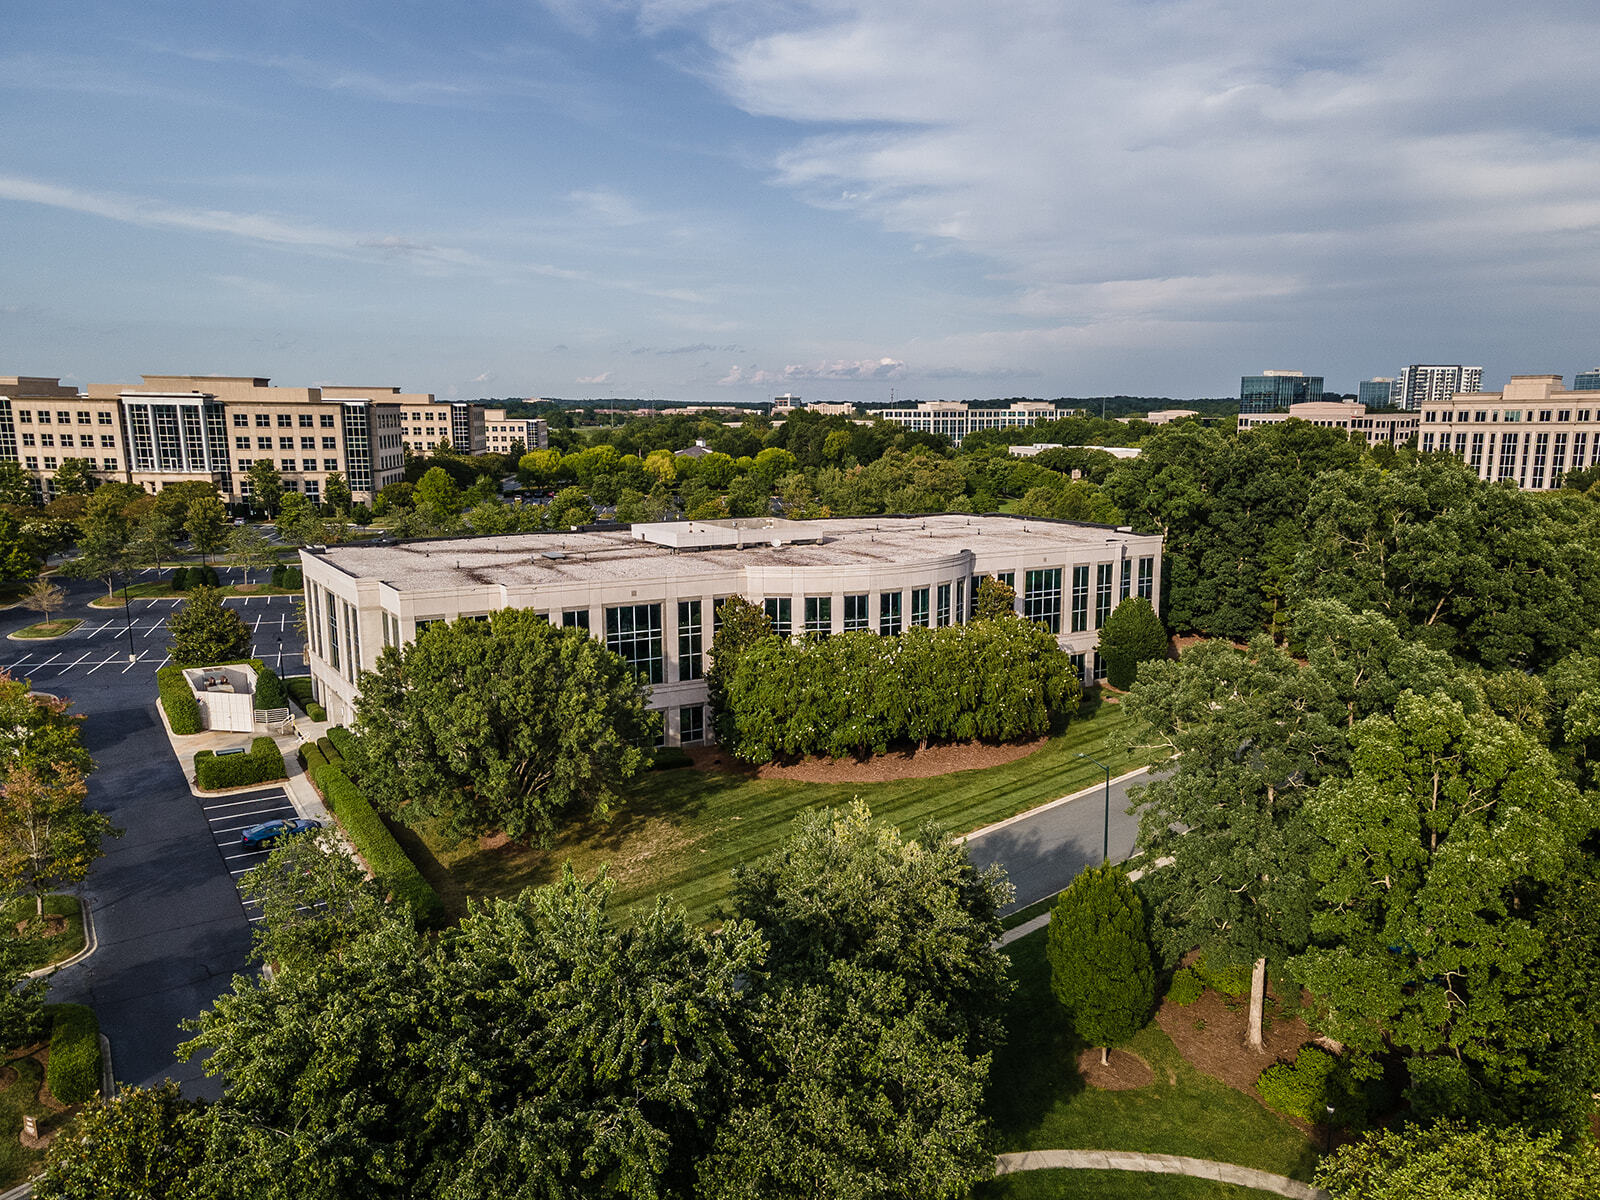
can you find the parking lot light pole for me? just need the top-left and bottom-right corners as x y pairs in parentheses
(120, 571), (137, 663)
(1077, 753), (1112, 864)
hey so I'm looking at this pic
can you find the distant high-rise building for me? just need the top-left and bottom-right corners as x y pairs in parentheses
(1394, 364), (1482, 411)
(1240, 370), (1323, 415)
(1573, 369), (1600, 391)
(1358, 378), (1396, 408)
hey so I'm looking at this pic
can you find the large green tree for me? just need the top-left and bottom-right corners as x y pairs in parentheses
(1315, 1120), (1600, 1200)
(351, 609), (654, 845)
(65, 481), (145, 597)
(247, 459), (284, 515)
(239, 831), (400, 974)
(228, 522), (275, 584)
(706, 595), (774, 745)
(0, 508), (42, 584)
(35, 1083), (212, 1200)
(0, 673), (92, 781)
(184, 495), (230, 564)
(1046, 865), (1154, 1064)
(1291, 691), (1597, 1115)
(50, 457), (101, 496)
(166, 586), (252, 665)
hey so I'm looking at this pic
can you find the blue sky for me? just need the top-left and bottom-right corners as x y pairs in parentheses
(5, 1), (1600, 403)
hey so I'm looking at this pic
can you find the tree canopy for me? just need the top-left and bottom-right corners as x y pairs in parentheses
(166, 586), (252, 666)
(1046, 865), (1155, 1062)
(351, 608), (655, 845)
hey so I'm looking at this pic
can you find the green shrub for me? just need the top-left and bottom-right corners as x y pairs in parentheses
(297, 743), (328, 773)
(1166, 967), (1204, 1006)
(307, 701), (327, 722)
(316, 735), (340, 764)
(1256, 1044), (1366, 1127)
(156, 665), (202, 734)
(650, 747), (694, 771)
(170, 566), (190, 591)
(195, 737), (286, 790)
(284, 675), (315, 704)
(199, 565), (220, 587)
(281, 566), (303, 589)
(270, 563), (286, 587)
(315, 767), (443, 927)
(253, 665), (287, 710)
(46, 1003), (101, 1103)
(326, 726), (358, 761)
(1194, 953), (1253, 998)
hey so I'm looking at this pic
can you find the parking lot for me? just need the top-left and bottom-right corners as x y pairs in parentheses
(2, 592), (307, 680)
(199, 786), (303, 922)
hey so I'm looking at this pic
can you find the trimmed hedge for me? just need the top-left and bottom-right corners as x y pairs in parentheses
(157, 666), (202, 735)
(195, 736), (287, 790)
(316, 736), (340, 765)
(285, 676), (315, 705)
(297, 743), (328, 773)
(326, 726), (358, 762)
(314, 767), (443, 926)
(306, 701), (327, 722)
(46, 1003), (101, 1103)
(253, 665), (287, 710)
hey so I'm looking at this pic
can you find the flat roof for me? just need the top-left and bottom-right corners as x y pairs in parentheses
(309, 515), (1152, 592)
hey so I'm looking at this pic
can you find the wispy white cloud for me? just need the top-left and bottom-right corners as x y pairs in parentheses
(576, 371), (615, 384)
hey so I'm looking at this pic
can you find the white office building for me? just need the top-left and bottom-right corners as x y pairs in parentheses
(1419, 374), (1600, 490)
(876, 401), (1081, 446)
(1236, 401), (1419, 446)
(299, 515), (1163, 739)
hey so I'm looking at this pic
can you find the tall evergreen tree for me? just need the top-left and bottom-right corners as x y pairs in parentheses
(1097, 595), (1166, 688)
(1046, 864), (1154, 1064)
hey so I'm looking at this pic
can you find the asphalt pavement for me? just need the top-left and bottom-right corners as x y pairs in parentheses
(965, 766), (1158, 912)
(1, 572), (309, 1097)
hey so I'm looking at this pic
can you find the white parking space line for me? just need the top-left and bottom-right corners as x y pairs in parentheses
(37, 654), (61, 668)
(252, 614), (262, 631)
(63, 651), (92, 671)
(209, 806), (293, 824)
(202, 793), (290, 811)
(8, 656), (36, 672)
(143, 622), (166, 637)
(120, 650), (152, 673)
(85, 656), (121, 674)
(84, 620), (115, 638)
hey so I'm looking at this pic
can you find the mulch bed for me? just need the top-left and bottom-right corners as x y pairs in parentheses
(685, 737), (1049, 783)
(1076, 1047), (1156, 1090)
(1154, 986), (1316, 1096)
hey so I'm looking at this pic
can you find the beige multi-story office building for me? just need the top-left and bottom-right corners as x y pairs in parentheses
(299, 514), (1163, 736)
(483, 407), (548, 456)
(1419, 375), (1600, 490)
(877, 400), (1082, 446)
(1, 374), (411, 504)
(1237, 401), (1419, 446)
(400, 400), (484, 456)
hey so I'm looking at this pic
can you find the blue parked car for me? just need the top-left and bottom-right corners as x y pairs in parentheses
(239, 818), (322, 848)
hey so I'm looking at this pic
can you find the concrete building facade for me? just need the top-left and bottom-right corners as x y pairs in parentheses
(298, 514), (1163, 738)
(1236, 401), (1419, 446)
(1572, 369), (1600, 392)
(400, 400), (485, 456)
(1419, 375), (1600, 490)
(482, 408), (548, 456)
(1, 374), (409, 504)
(876, 401), (1081, 446)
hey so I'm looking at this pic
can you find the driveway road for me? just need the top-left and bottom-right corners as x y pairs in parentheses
(1, 575), (309, 1097)
(966, 766), (1161, 912)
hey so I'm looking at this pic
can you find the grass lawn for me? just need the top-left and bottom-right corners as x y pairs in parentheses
(978, 929), (1319, 1191)
(401, 695), (1155, 926)
(88, 582), (300, 607)
(11, 619), (82, 639)
(0, 1049), (50, 1188)
(0, 896), (84, 973)
(979, 1170), (1296, 1199)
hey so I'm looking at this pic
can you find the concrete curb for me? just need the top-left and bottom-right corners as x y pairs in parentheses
(994, 1150), (1329, 1199)
(0, 1177), (34, 1199)
(24, 893), (97, 980)
(5, 620), (84, 643)
(962, 765), (1152, 843)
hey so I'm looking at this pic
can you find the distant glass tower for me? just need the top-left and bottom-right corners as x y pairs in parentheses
(1573, 369), (1600, 391)
(1358, 378), (1395, 408)
(1240, 370), (1323, 414)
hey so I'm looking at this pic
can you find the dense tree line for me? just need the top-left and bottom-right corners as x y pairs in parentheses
(36, 805), (1010, 1200)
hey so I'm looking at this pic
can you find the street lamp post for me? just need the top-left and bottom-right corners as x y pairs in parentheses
(1078, 753), (1112, 864)
(120, 571), (136, 663)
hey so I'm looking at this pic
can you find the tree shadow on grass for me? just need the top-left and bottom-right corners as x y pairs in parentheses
(987, 928), (1088, 1141)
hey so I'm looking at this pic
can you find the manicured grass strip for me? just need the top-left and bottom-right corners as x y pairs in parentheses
(976, 1169), (1294, 1200)
(0, 895), (85, 972)
(89, 581), (301, 607)
(416, 697), (1157, 925)
(45, 1003), (100, 1103)
(12, 619), (82, 639)
(986, 929), (1317, 1181)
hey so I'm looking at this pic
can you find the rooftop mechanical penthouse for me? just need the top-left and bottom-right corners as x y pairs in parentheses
(299, 515), (1164, 743)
